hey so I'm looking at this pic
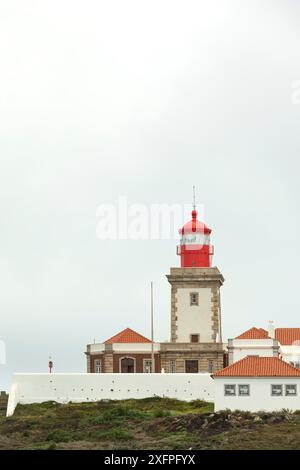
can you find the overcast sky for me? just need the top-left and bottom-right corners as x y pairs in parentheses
(1, 0), (300, 390)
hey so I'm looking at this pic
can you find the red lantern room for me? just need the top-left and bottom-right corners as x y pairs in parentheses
(177, 208), (214, 268)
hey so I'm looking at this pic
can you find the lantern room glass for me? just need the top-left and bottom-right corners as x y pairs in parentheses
(180, 233), (210, 246)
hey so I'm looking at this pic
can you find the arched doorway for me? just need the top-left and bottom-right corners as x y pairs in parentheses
(120, 357), (135, 373)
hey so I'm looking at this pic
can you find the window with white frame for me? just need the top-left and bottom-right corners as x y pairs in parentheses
(271, 384), (283, 396)
(170, 360), (176, 373)
(94, 359), (102, 373)
(143, 359), (153, 373)
(224, 384), (236, 396)
(285, 384), (297, 396)
(238, 384), (250, 396)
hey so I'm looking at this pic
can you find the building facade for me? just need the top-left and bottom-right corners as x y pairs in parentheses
(213, 356), (300, 412)
(86, 328), (161, 374)
(276, 328), (300, 368)
(228, 327), (280, 364)
(228, 325), (300, 368)
(167, 267), (223, 344)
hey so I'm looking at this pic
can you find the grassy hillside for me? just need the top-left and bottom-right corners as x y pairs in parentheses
(1, 398), (300, 450)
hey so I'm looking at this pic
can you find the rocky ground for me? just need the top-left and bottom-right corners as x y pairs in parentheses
(0, 398), (300, 450)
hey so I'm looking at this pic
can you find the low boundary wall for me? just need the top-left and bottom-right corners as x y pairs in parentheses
(7, 373), (214, 416)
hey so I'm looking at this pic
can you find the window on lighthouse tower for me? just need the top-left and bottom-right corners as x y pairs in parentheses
(190, 293), (199, 306)
(190, 334), (200, 343)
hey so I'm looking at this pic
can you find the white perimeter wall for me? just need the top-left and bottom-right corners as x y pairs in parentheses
(7, 373), (214, 417)
(214, 377), (300, 412)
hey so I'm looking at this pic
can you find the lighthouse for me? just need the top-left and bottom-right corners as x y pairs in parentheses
(167, 195), (224, 350)
(177, 208), (214, 268)
(86, 192), (226, 376)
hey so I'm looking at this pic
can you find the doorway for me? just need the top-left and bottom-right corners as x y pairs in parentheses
(120, 357), (135, 373)
(185, 359), (199, 373)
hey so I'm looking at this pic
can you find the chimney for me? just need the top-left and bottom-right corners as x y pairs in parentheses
(268, 320), (275, 338)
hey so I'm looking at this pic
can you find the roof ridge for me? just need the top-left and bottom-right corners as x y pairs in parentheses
(213, 356), (300, 378)
(235, 326), (270, 340)
(275, 328), (300, 345)
(104, 327), (151, 344)
(213, 356), (247, 375)
(275, 327), (300, 330)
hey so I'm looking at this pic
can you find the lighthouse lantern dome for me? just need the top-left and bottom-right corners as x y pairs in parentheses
(177, 208), (214, 268)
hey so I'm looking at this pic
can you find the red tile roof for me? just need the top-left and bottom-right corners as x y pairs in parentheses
(104, 327), (151, 344)
(275, 328), (300, 346)
(213, 356), (300, 377)
(235, 327), (270, 340)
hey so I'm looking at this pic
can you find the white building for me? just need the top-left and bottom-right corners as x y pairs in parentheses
(213, 356), (300, 412)
(228, 325), (300, 368)
(228, 327), (279, 364)
(276, 328), (300, 368)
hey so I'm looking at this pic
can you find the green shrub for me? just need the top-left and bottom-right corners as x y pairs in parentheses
(90, 428), (134, 441)
(151, 408), (171, 418)
(189, 399), (211, 409)
(89, 405), (148, 424)
(46, 429), (74, 443)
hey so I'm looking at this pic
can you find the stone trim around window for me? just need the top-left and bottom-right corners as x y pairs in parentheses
(143, 358), (153, 373)
(119, 356), (136, 373)
(94, 359), (102, 373)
